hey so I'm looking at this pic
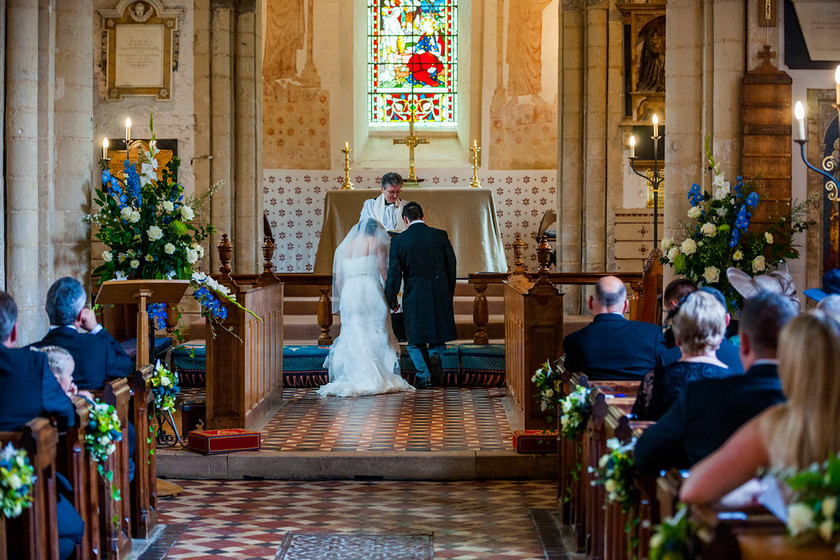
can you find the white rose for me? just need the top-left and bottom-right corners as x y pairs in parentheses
(102, 250), (112, 262)
(661, 237), (672, 251)
(164, 243), (176, 255)
(147, 225), (163, 241)
(732, 250), (743, 261)
(160, 376), (170, 387)
(680, 238), (697, 256)
(823, 496), (837, 518)
(162, 201), (174, 212)
(649, 533), (663, 551)
(129, 259), (140, 269)
(703, 266), (720, 284)
(701, 222), (717, 237)
(819, 519), (834, 542)
(186, 249), (199, 264)
(787, 503), (815, 536)
(7, 473), (22, 490)
(180, 205), (195, 221)
(98, 435), (110, 446)
(604, 479), (617, 494)
(120, 207), (132, 220)
(687, 206), (702, 219)
(545, 388), (554, 398)
(765, 232), (773, 244)
(128, 210), (141, 223)
(667, 247), (680, 262)
(752, 255), (766, 273)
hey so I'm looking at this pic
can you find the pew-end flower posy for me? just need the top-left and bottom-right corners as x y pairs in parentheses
(659, 135), (814, 311)
(150, 360), (179, 413)
(0, 443), (35, 519)
(782, 452), (840, 551)
(532, 360), (563, 422)
(559, 385), (591, 440)
(589, 437), (639, 513)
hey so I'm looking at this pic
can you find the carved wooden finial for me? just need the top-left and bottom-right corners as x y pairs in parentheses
(512, 233), (526, 275)
(217, 234), (232, 275)
(536, 235), (551, 276)
(262, 235), (276, 274)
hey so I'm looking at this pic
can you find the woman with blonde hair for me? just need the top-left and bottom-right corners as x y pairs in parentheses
(681, 311), (840, 504)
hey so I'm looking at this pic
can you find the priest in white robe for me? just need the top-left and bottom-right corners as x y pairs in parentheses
(359, 172), (407, 234)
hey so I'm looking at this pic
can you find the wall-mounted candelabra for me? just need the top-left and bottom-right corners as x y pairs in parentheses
(629, 114), (664, 250)
(793, 66), (840, 202)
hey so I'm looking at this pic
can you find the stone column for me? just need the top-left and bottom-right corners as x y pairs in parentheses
(194, 1), (213, 272)
(558, 0), (584, 311)
(710, 0), (745, 174)
(6, 0), (42, 341)
(233, 0), (259, 273)
(55, 0), (93, 283)
(209, 1), (234, 272)
(0, 3), (6, 291)
(583, 1), (609, 272)
(37, 0), (55, 332)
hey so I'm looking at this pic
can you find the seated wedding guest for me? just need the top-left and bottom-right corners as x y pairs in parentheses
(681, 311), (840, 504)
(633, 291), (737, 420)
(0, 292), (83, 560)
(817, 294), (840, 319)
(635, 291), (796, 473)
(37, 277), (132, 391)
(563, 276), (668, 380)
(662, 278), (697, 347)
(31, 345), (94, 401)
(660, 285), (742, 373)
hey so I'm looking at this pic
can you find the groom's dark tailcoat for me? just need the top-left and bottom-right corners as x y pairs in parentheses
(635, 363), (784, 474)
(384, 222), (458, 344)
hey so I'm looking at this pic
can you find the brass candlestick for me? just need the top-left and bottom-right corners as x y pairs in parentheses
(469, 139), (482, 188)
(341, 142), (354, 190)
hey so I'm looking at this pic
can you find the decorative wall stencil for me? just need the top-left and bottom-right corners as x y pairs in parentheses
(263, 169), (557, 273)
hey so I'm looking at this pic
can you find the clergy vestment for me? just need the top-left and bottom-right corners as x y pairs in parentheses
(360, 194), (407, 233)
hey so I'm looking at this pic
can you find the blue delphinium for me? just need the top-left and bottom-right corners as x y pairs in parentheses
(147, 303), (168, 330)
(193, 285), (228, 321)
(687, 183), (703, 206)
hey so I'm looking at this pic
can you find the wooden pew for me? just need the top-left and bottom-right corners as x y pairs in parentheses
(100, 379), (132, 560)
(56, 397), (100, 560)
(130, 365), (157, 539)
(0, 418), (61, 560)
(556, 369), (589, 552)
(207, 234), (284, 430)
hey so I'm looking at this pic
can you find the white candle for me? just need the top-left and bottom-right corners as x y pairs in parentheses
(125, 117), (131, 143)
(652, 114), (659, 138)
(835, 65), (840, 105)
(629, 135), (636, 158)
(794, 101), (805, 141)
(102, 137), (109, 159)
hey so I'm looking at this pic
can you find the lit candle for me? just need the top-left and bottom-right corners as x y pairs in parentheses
(794, 101), (806, 141)
(629, 135), (636, 158)
(102, 137), (109, 159)
(835, 65), (840, 105)
(344, 141), (349, 151)
(125, 117), (131, 143)
(652, 114), (659, 138)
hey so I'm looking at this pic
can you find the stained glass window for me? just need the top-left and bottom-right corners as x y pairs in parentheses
(368, 1), (458, 127)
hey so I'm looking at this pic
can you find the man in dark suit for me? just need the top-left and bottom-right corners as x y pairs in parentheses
(0, 291), (83, 560)
(562, 275), (668, 380)
(385, 201), (457, 388)
(635, 291), (797, 473)
(37, 277), (132, 391)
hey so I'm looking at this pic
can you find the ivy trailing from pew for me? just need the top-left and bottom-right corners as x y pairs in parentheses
(590, 437), (641, 554)
(0, 443), (35, 519)
(649, 504), (696, 560)
(85, 399), (123, 503)
(782, 452), (840, 551)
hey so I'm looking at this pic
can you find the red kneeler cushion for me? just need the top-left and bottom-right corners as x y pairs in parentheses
(512, 430), (558, 454)
(187, 429), (261, 454)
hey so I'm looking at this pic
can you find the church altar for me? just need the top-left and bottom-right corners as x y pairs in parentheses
(313, 187), (508, 277)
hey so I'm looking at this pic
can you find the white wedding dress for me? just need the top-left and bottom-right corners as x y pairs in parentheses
(318, 222), (414, 397)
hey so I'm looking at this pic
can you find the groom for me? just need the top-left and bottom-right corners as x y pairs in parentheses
(385, 202), (457, 388)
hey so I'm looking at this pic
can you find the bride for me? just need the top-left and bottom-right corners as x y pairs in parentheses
(317, 218), (415, 397)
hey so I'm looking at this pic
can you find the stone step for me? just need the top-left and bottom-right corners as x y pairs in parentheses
(284, 294), (505, 316)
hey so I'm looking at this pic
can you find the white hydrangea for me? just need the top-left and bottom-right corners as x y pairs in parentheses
(180, 205), (195, 221)
(164, 243), (176, 255)
(752, 255), (766, 273)
(667, 247), (680, 262)
(102, 250), (112, 262)
(680, 238), (697, 256)
(147, 225), (163, 241)
(701, 222), (717, 237)
(703, 266), (720, 284)
(687, 206), (702, 219)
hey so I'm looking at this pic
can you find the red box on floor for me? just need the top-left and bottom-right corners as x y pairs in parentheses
(187, 429), (261, 454)
(512, 430), (558, 454)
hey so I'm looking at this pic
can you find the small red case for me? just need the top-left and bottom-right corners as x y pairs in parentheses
(512, 430), (558, 454)
(187, 428), (261, 454)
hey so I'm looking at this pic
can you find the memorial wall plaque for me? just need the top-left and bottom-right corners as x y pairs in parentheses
(99, 0), (181, 100)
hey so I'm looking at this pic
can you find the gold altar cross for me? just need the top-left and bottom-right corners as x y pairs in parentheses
(393, 105), (429, 186)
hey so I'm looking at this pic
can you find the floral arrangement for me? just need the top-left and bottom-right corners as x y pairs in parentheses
(659, 136), (813, 311)
(86, 400), (123, 466)
(559, 385), (591, 440)
(0, 443), (35, 519)
(532, 360), (563, 423)
(589, 437), (639, 513)
(782, 453), (840, 551)
(649, 504), (695, 560)
(85, 114), (259, 335)
(150, 360), (179, 413)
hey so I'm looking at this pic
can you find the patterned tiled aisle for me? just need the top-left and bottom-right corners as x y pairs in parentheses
(157, 479), (556, 559)
(260, 387), (513, 452)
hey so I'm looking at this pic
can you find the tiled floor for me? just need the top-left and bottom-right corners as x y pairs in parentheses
(157, 479), (557, 559)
